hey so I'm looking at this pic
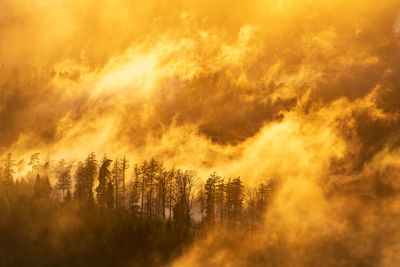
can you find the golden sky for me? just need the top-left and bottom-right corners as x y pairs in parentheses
(1, 0), (398, 175)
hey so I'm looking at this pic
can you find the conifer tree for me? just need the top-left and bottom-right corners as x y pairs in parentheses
(96, 156), (112, 208)
(147, 158), (159, 218)
(75, 153), (97, 204)
(204, 172), (221, 227)
(34, 174), (52, 199)
(128, 174), (141, 216)
(121, 156), (129, 210)
(112, 159), (121, 209)
(56, 164), (72, 200)
(1, 153), (15, 191)
(167, 168), (175, 222)
(246, 186), (257, 233)
(197, 183), (206, 224)
(216, 178), (225, 224)
(84, 153), (97, 204)
(230, 177), (244, 227)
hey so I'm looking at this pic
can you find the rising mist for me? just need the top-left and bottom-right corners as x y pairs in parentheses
(1, 0), (400, 266)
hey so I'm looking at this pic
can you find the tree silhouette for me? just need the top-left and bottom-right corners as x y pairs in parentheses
(216, 177), (225, 225)
(229, 177), (244, 228)
(128, 172), (141, 216)
(75, 153), (97, 204)
(147, 158), (159, 218)
(205, 172), (221, 227)
(56, 163), (72, 201)
(96, 156), (112, 208)
(197, 182), (206, 225)
(167, 168), (175, 222)
(1, 153), (15, 193)
(246, 186), (257, 233)
(121, 156), (129, 210)
(173, 169), (197, 228)
(112, 158), (121, 209)
(34, 174), (51, 199)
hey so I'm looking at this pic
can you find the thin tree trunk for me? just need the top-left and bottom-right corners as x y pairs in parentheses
(141, 175), (145, 217)
(122, 157), (126, 210)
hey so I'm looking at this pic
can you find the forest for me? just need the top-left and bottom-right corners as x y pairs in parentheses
(0, 152), (274, 266)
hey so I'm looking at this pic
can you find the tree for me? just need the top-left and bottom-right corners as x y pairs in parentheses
(121, 156), (129, 210)
(105, 180), (114, 209)
(29, 153), (40, 174)
(65, 190), (72, 202)
(246, 186), (257, 233)
(197, 183), (206, 224)
(96, 156), (112, 208)
(56, 163), (72, 201)
(256, 183), (267, 221)
(204, 172), (221, 227)
(229, 177), (244, 228)
(74, 161), (85, 201)
(146, 158), (159, 218)
(128, 174), (141, 216)
(226, 178), (231, 229)
(155, 167), (168, 221)
(134, 163), (145, 216)
(216, 178), (225, 225)
(1, 153), (15, 191)
(173, 169), (197, 228)
(34, 174), (52, 199)
(84, 153), (98, 204)
(167, 168), (175, 222)
(75, 153), (98, 204)
(256, 180), (276, 225)
(112, 159), (121, 209)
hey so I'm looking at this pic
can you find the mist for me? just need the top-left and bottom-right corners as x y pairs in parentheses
(1, 0), (400, 266)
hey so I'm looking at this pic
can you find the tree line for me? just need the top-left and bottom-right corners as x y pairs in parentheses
(0, 152), (276, 231)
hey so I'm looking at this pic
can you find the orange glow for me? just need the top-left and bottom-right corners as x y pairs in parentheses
(1, 0), (400, 265)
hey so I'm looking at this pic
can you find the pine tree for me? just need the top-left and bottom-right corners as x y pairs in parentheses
(105, 181), (114, 209)
(112, 159), (121, 209)
(1, 153), (15, 191)
(167, 169), (175, 222)
(155, 167), (168, 221)
(74, 162), (85, 201)
(216, 178), (225, 225)
(128, 174), (141, 216)
(230, 177), (244, 227)
(226, 178), (231, 229)
(74, 153), (97, 204)
(134, 163), (145, 216)
(197, 183), (206, 225)
(246, 186), (257, 233)
(65, 190), (72, 202)
(256, 183), (267, 220)
(121, 156), (129, 210)
(29, 153), (40, 174)
(84, 153), (97, 204)
(34, 174), (52, 199)
(173, 169), (186, 225)
(56, 161), (72, 200)
(96, 156), (112, 208)
(147, 158), (159, 218)
(204, 172), (221, 227)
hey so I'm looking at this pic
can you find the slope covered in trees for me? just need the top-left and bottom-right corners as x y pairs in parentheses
(0, 152), (275, 267)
